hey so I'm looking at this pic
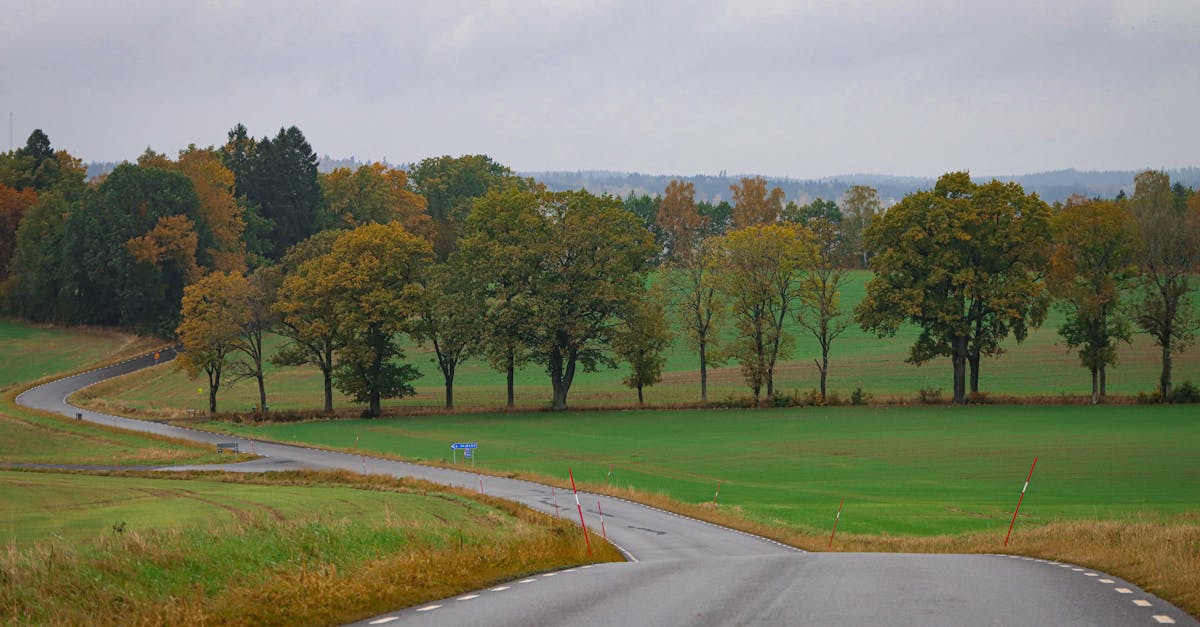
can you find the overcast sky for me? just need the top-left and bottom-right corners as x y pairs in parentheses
(2, 0), (1197, 178)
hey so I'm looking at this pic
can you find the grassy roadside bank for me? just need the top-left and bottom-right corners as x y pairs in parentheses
(0, 470), (619, 625)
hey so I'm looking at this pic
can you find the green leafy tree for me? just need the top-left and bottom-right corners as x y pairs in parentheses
(1128, 171), (1200, 398)
(1046, 200), (1138, 403)
(698, 200), (733, 236)
(410, 260), (484, 408)
(795, 217), (850, 400)
(243, 126), (322, 260)
(713, 223), (815, 403)
(59, 164), (203, 334)
(614, 288), (674, 405)
(272, 231), (346, 412)
(840, 185), (882, 268)
(783, 197), (842, 225)
(0, 130), (86, 198)
(462, 187), (656, 410)
(458, 184), (546, 407)
(664, 238), (723, 402)
(855, 173), (1051, 404)
(408, 154), (515, 259)
(3, 192), (71, 321)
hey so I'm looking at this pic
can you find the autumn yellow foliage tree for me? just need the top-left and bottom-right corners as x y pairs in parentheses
(711, 223), (816, 403)
(730, 176), (785, 228)
(319, 163), (430, 236)
(176, 271), (252, 413)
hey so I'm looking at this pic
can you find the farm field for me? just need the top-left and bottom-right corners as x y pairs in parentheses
(213, 404), (1200, 537)
(81, 272), (1200, 415)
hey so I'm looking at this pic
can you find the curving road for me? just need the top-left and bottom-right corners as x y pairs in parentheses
(16, 351), (1197, 626)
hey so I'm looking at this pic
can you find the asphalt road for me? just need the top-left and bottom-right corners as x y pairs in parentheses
(15, 350), (1197, 626)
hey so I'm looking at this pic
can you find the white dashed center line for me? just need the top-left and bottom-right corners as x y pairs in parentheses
(415, 605), (441, 612)
(1099, 579), (1114, 584)
(1115, 588), (1133, 594)
(369, 618), (399, 625)
(519, 578), (536, 584)
(457, 594), (480, 601)
(1152, 616), (1175, 624)
(1085, 573), (1099, 577)
(490, 586), (511, 592)
(542, 573), (557, 577)
(1134, 600), (1153, 607)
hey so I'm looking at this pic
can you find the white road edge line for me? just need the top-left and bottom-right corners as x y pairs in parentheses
(457, 594), (480, 601)
(368, 618), (399, 624)
(1134, 600), (1152, 607)
(414, 605), (441, 612)
(490, 586), (511, 592)
(1152, 616), (1175, 624)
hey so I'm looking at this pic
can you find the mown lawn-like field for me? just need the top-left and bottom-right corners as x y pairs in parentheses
(82, 271), (1200, 415)
(213, 404), (1200, 537)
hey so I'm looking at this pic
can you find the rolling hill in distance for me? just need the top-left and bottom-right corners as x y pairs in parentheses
(85, 158), (1200, 205)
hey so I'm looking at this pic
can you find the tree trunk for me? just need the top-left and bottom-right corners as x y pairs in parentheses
(1091, 367), (1099, 405)
(952, 335), (968, 404)
(322, 369), (334, 413)
(322, 347), (334, 413)
(506, 350), (515, 409)
(369, 390), (381, 418)
(257, 373), (268, 412)
(699, 340), (708, 403)
(818, 350), (829, 400)
(1160, 339), (1173, 400)
(637, 384), (644, 405)
(207, 368), (220, 414)
(968, 348), (981, 395)
(1099, 366), (1107, 402)
(443, 362), (456, 408)
(549, 344), (576, 411)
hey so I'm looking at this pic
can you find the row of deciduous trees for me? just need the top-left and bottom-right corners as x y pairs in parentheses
(2, 126), (1197, 411)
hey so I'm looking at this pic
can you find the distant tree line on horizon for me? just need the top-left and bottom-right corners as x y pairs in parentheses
(1, 126), (1198, 415)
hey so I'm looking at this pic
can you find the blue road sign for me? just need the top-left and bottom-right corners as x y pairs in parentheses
(464, 449), (473, 459)
(450, 442), (478, 450)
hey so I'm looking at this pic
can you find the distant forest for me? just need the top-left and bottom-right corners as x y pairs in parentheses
(86, 161), (1200, 206)
(524, 168), (1200, 206)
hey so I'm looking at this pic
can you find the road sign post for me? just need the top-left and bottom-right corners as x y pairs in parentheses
(450, 442), (478, 466)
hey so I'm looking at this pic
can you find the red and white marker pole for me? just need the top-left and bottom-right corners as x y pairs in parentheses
(477, 473), (484, 494)
(713, 480), (722, 505)
(1004, 457), (1038, 547)
(568, 468), (593, 556)
(829, 498), (844, 548)
(598, 500), (607, 540)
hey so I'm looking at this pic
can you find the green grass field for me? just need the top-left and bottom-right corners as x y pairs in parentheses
(0, 470), (494, 546)
(82, 271), (1200, 415)
(212, 404), (1200, 537)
